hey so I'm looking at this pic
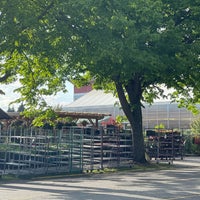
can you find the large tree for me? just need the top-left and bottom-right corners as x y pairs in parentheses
(0, 0), (200, 163)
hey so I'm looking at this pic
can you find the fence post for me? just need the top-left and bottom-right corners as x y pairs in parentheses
(100, 126), (104, 170)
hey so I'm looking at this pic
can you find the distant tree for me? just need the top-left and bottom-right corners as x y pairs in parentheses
(1, 0), (200, 163)
(17, 103), (25, 112)
(7, 106), (15, 112)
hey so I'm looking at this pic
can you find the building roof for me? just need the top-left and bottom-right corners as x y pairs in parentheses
(66, 90), (119, 108)
(56, 111), (111, 120)
(6, 111), (111, 127)
(0, 108), (12, 119)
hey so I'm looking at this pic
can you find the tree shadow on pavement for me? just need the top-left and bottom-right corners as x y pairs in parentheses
(0, 166), (200, 200)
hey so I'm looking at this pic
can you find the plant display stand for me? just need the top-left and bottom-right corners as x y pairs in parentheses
(145, 129), (184, 164)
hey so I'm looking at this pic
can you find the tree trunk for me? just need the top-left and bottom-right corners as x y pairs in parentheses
(129, 99), (146, 163)
(115, 77), (146, 163)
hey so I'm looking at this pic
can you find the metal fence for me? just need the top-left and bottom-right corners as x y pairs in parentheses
(0, 126), (133, 176)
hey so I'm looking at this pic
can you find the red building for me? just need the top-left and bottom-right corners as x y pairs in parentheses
(74, 85), (93, 100)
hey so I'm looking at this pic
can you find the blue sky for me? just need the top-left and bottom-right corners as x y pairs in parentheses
(0, 81), (74, 111)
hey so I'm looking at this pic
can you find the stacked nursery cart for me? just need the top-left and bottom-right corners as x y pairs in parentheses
(145, 129), (184, 163)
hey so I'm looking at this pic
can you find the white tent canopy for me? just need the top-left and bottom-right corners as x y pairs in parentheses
(64, 90), (124, 117)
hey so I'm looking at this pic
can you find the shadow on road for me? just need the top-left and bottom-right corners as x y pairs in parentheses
(0, 157), (200, 200)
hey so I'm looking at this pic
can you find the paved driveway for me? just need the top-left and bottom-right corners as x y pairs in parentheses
(0, 157), (200, 200)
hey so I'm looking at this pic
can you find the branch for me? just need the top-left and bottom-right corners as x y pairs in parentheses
(115, 81), (133, 123)
(0, 70), (11, 82)
(37, 1), (55, 20)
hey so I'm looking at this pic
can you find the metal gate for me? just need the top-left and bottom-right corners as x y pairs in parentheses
(0, 126), (133, 176)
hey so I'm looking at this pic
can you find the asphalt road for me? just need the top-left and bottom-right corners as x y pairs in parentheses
(0, 157), (200, 200)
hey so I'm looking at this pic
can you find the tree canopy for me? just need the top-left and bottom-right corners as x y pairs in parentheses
(0, 0), (200, 162)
